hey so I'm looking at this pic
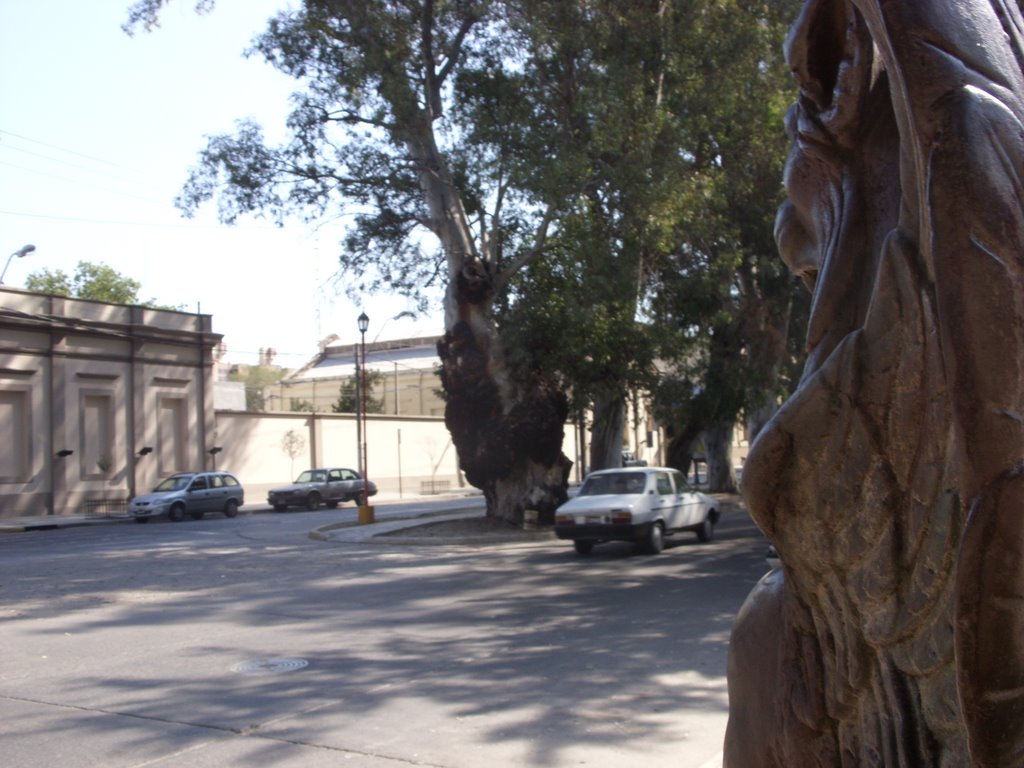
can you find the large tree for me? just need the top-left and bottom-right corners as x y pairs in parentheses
(126, 0), (806, 506)
(647, 0), (807, 491)
(503, 0), (806, 488)
(126, 0), (581, 523)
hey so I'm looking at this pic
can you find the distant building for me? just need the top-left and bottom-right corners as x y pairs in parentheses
(267, 336), (444, 416)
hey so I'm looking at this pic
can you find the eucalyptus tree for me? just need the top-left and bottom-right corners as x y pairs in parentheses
(648, 0), (807, 490)
(498, 0), (703, 473)
(502, 0), (805, 486)
(125, 0), (582, 523)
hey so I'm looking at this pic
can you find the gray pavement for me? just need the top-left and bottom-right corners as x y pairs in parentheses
(2, 493), (762, 768)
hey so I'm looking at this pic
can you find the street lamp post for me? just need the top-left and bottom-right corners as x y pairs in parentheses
(1, 244), (35, 284)
(357, 311), (374, 524)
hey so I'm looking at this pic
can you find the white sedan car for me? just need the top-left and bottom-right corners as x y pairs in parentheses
(554, 467), (719, 555)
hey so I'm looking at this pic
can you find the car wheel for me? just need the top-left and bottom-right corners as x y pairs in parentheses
(224, 499), (239, 518)
(190, 511), (204, 520)
(306, 493), (322, 511)
(573, 540), (594, 556)
(168, 504), (185, 522)
(645, 522), (665, 554)
(273, 504), (287, 512)
(325, 500), (339, 509)
(697, 515), (714, 543)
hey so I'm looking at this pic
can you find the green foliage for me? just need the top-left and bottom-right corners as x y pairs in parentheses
(332, 371), (385, 414)
(24, 260), (175, 308)
(644, 0), (809, 445)
(229, 364), (288, 411)
(498, 0), (807, 461)
(129, 0), (809, 476)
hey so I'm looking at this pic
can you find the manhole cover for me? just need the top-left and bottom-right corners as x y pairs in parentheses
(232, 658), (309, 675)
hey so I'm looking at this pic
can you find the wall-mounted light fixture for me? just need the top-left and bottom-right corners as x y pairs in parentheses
(208, 446), (222, 455)
(138, 446), (153, 456)
(56, 449), (74, 458)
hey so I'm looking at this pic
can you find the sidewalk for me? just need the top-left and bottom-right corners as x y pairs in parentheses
(0, 490), (485, 535)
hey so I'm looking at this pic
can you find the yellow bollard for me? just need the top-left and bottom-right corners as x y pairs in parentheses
(358, 505), (376, 525)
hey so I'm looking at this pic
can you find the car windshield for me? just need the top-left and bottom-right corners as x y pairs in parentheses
(153, 475), (192, 492)
(578, 472), (647, 496)
(295, 470), (326, 483)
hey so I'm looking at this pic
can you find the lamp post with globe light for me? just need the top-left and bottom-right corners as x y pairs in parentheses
(357, 312), (374, 523)
(1, 244), (35, 284)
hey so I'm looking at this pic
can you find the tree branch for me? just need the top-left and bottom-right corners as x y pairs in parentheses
(437, 13), (479, 86)
(493, 202), (557, 290)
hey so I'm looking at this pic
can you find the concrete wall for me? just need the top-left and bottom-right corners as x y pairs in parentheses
(214, 411), (485, 503)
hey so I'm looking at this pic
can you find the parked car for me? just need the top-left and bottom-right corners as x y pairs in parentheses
(130, 471), (244, 523)
(267, 467), (377, 511)
(554, 467), (719, 555)
(621, 450), (648, 467)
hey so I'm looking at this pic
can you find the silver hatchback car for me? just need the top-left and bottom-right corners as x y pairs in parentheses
(130, 471), (244, 523)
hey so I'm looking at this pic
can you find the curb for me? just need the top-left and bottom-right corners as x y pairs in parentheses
(310, 510), (556, 546)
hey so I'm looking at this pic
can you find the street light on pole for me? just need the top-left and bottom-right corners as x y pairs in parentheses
(357, 311), (374, 524)
(1, 244), (35, 284)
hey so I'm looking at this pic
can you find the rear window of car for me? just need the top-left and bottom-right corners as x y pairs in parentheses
(579, 472), (647, 496)
(221, 474), (239, 487)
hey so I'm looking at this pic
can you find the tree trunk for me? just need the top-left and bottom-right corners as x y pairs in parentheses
(589, 391), (625, 470)
(705, 421), (736, 492)
(665, 423), (702, 480)
(437, 317), (572, 526)
(745, 400), (776, 446)
(399, 110), (571, 526)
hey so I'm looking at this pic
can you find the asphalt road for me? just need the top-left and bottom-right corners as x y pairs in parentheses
(0, 499), (771, 768)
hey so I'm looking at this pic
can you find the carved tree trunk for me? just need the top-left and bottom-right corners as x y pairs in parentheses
(727, 3), (1024, 766)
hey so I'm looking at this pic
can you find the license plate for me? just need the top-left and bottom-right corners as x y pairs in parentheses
(585, 515), (606, 524)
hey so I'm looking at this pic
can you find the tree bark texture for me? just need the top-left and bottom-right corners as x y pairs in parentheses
(703, 422), (736, 493)
(589, 390), (626, 471)
(437, 315), (571, 526)
(392, 28), (572, 527)
(726, 2), (1024, 766)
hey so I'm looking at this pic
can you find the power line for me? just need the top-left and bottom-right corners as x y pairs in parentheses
(0, 207), (280, 231)
(0, 128), (142, 172)
(0, 159), (168, 206)
(0, 141), (151, 184)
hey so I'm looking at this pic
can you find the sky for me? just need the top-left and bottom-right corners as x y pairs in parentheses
(0, 0), (441, 367)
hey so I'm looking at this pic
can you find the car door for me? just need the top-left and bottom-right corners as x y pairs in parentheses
(673, 470), (703, 526)
(654, 471), (683, 528)
(338, 468), (360, 500)
(187, 474), (213, 513)
(325, 469), (345, 503)
(208, 473), (230, 511)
